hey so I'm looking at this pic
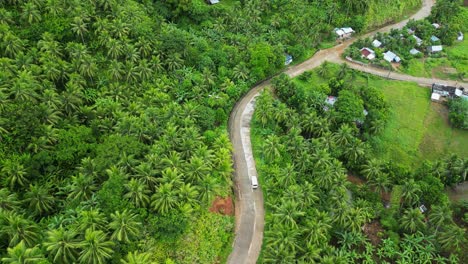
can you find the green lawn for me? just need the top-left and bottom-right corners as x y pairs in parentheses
(368, 78), (468, 167)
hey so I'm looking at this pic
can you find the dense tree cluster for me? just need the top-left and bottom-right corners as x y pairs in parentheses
(253, 65), (467, 263)
(448, 98), (468, 129)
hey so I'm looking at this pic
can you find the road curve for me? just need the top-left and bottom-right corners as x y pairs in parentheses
(227, 1), (466, 263)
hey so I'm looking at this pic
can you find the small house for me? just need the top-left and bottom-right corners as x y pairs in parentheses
(430, 35), (440, 42)
(360, 47), (375, 60)
(457, 32), (464, 41)
(335, 27), (354, 39)
(383, 51), (401, 63)
(207, 0), (219, 4)
(432, 23), (440, 29)
(427, 45), (443, 53)
(431, 93), (441, 102)
(431, 84), (467, 102)
(412, 35), (423, 46)
(372, 39), (382, 48)
(410, 48), (421, 55)
(323, 96), (337, 111)
(407, 28), (415, 35)
(285, 54), (293, 65)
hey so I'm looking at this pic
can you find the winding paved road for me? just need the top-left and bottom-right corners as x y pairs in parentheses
(227, 1), (466, 263)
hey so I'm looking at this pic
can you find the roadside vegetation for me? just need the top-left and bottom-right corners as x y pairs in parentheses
(252, 62), (468, 263)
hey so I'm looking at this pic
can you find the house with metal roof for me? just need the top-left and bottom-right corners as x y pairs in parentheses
(410, 48), (421, 55)
(383, 51), (401, 63)
(427, 45), (443, 53)
(372, 39), (382, 48)
(430, 35), (440, 42)
(335, 27), (354, 39)
(207, 0), (219, 4)
(360, 48), (376, 60)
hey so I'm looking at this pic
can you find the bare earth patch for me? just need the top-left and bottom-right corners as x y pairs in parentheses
(209, 196), (234, 216)
(362, 220), (384, 246)
(347, 173), (365, 185)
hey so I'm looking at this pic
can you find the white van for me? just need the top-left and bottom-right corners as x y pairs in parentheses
(251, 176), (258, 189)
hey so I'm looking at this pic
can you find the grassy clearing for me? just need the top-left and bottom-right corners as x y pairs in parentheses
(367, 78), (468, 167)
(400, 40), (468, 80)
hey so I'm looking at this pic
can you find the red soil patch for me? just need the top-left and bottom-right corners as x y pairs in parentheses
(209, 196), (234, 216)
(347, 173), (365, 185)
(363, 220), (384, 246)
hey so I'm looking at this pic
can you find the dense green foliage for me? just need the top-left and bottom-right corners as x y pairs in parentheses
(0, 0), (462, 262)
(252, 64), (467, 263)
(448, 98), (468, 129)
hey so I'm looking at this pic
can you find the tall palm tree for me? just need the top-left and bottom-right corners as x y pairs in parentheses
(24, 184), (55, 216)
(77, 209), (107, 232)
(132, 162), (158, 191)
(0, 188), (20, 211)
(67, 173), (97, 203)
(197, 176), (220, 204)
(2, 212), (40, 247)
(1, 32), (25, 58)
(1, 158), (29, 190)
(43, 227), (80, 263)
(178, 183), (199, 207)
(150, 183), (179, 214)
(124, 178), (150, 208)
(428, 205), (452, 233)
(438, 224), (466, 253)
(109, 210), (142, 243)
(21, 3), (42, 24)
(361, 158), (383, 180)
(186, 156), (210, 183)
(400, 208), (425, 233)
(401, 179), (421, 206)
(271, 200), (305, 229)
(120, 250), (156, 264)
(2, 240), (44, 264)
(369, 173), (391, 195)
(78, 229), (114, 264)
(71, 16), (89, 43)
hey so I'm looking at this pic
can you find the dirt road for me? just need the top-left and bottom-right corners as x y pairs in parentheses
(226, 1), (468, 263)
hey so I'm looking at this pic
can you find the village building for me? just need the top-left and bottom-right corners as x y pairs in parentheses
(427, 45), (443, 53)
(372, 39), (382, 48)
(412, 35), (423, 46)
(430, 35), (440, 42)
(360, 47), (375, 60)
(285, 54), (293, 65)
(335, 27), (354, 39)
(432, 23), (440, 29)
(207, 0), (219, 4)
(406, 28), (415, 35)
(457, 32), (464, 41)
(383, 51), (401, 63)
(410, 48), (421, 55)
(431, 84), (467, 102)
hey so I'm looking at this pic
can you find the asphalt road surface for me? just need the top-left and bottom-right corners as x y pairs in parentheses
(226, 1), (466, 263)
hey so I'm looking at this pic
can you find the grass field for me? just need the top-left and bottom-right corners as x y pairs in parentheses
(293, 64), (468, 167)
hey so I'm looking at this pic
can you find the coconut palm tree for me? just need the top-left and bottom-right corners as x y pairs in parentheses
(428, 205), (452, 233)
(78, 229), (114, 264)
(0, 188), (20, 211)
(67, 173), (97, 203)
(2, 212), (40, 247)
(132, 162), (158, 191)
(271, 200), (305, 229)
(43, 227), (80, 263)
(401, 179), (421, 207)
(71, 16), (89, 43)
(438, 224), (466, 253)
(124, 178), (150, 208)
(109, 209), (142, 243)
(2, 240), (44, 264)
(150, 183), (179, 214)
(77, 209), (107, 232)
(120, 250), (156, 264)
(400, 208), (425, 233)
(21, 3), (42, 24)
(24, 184), (55, 216)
